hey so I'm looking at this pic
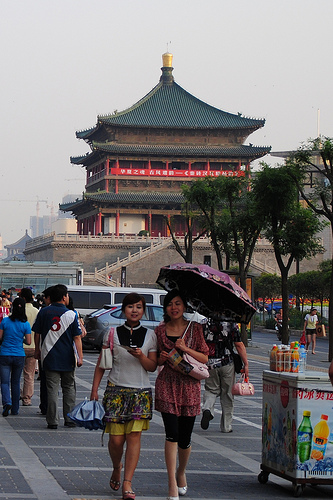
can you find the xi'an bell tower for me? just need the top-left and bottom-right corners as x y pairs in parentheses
(62, 53), (270, 236)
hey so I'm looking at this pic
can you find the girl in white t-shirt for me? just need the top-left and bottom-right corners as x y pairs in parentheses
(90, 293), (157, 500)
(303, 308), (318, 354)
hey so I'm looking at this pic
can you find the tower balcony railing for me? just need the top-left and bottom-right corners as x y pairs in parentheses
(25, 232), (211, 250)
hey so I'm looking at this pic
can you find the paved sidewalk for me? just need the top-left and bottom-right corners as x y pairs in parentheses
(0, 331), (332, 500)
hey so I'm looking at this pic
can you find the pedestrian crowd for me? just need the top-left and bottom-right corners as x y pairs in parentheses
(1, 285), (332, 500)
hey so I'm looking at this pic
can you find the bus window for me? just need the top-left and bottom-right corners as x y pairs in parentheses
(89, 292), (111, 309)
(114, 292), (153, 304)
(68, 291), (87, 309)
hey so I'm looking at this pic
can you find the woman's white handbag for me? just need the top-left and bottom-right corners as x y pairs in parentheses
(99, 328), (114, 370)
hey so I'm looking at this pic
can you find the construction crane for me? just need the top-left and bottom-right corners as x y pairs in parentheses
(2, 198), (48, 214)
(2, 198), (50, 236)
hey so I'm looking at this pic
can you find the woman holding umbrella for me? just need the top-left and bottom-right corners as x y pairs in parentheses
(155, 289), (209, 500)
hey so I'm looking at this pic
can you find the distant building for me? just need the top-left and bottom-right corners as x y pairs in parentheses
(61, 52), (271, 236)
(51, 218), (77, 234)
(4, 230), (32, 261)
(29, 195), (79, 237)
(30, 215), (57, 238)
(0, 261), (83, 294)
(0, 234), (6, 260)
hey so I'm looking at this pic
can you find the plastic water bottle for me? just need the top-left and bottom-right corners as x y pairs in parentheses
(291, 346), (299, 373)
(284, 346), (291, 372)
(270, 345), (278, 371)
(299, 345), (307, 373)
(276, 346), (284, 372)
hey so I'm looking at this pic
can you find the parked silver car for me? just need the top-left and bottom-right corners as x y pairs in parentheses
(82, 304), (164, 350)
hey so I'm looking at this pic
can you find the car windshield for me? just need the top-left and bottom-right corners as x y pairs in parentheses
(111, 308), (150, 321)
(88, 305), (116, 317)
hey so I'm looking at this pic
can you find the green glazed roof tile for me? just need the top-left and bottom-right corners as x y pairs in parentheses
(85, 192), (184, 203)
(93, 142), (271, 158)
(98, 81), (264, 129)
(76, 79), (266, 138)
(60, 192), (185, 211)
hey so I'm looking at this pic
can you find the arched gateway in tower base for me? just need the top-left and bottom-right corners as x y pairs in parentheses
(61, 53), (271, 237)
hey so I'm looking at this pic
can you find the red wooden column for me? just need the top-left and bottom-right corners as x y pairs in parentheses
(166, 215), (171, 236)
(96, 212), (102, 234)
(105, 159), (110, 192)
(148, 212), (152, 235)
(115, 211), (120, 236)
(115, 159), (119, 194)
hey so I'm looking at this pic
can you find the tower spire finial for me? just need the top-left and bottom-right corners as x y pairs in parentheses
(161, 45), (174, 84)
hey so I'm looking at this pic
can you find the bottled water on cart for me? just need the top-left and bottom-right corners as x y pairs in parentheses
(299, 345), (307, 373)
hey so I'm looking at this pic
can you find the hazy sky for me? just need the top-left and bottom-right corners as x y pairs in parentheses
(1, 0), (332, 246)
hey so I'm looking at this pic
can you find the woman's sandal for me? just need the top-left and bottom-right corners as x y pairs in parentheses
(110, 463), (122, 491)
(176, 470), (188, 496)
(122, 479), (135, 500)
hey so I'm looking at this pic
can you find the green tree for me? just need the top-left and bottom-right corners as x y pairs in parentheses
(289, 270), (329, 318)
(183, 176), (264, 344)
(182, 177), (230, 270)
(318, 259), (332, 301)
(252, 164), (324, 344)
(286, 137), (333, 360)
(254, 273), (281, 322)
(183, 176), (263, 283)
(164, 201), (206, 263)
(216, 176), (264, 292)
(288, 272), (310, 314)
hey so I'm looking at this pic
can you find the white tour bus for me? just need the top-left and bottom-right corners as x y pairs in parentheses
(67, 285), (167, 317)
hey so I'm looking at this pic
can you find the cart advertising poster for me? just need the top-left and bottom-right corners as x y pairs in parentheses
(262, 371), (333, 480)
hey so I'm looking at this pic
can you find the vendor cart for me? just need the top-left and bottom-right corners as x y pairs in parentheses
(258, 370), (333, 497)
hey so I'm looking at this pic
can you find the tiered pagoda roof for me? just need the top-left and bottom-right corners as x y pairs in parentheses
(74, 52), (269, 150)
(71, 143), (269, 167)
(61, 192), (185, 213)
(77, 84), (265, 140)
